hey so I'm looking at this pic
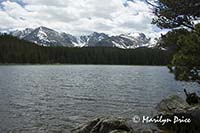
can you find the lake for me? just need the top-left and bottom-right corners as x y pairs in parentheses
(0, 65), (199, 133)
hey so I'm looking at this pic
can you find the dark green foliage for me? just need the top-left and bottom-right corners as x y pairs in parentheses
(152, 0), (200, 83)
(170, 24), (200, 83)
(158, 29), (189, 53)
(161, 24), (200, 83)
(0, 34), (171, 65)
(151, 0), (200, 30)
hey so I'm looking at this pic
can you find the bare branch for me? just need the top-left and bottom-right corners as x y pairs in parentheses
(144, 0), (160, 8)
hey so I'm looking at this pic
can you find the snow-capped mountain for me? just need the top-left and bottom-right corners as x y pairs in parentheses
(10, 26), (156, 49)
(77, 32), (110, 47)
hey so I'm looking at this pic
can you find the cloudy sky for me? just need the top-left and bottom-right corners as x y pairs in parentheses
(0, 0), (166, 37)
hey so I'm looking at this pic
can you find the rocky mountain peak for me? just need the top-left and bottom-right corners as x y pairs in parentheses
(9, 26), (156, 49)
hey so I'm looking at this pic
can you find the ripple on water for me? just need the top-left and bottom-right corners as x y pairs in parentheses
(0, 65), (199, 132)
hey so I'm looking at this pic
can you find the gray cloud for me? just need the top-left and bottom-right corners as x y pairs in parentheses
(0, 0), (166, 37)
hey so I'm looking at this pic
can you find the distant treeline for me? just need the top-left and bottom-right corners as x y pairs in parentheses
(0, 34), (172, 65)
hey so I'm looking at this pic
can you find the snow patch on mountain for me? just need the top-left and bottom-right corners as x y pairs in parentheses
(11, 28), (33, 39)
(37, 28), (49, 42)
(112, 41), (126, 49)
(74, 36), (87, 47)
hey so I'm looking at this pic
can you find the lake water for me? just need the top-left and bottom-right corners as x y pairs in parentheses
(0, 65), (199, 133)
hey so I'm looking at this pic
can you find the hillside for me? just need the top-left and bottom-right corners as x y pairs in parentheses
(0, 34), (171, 65)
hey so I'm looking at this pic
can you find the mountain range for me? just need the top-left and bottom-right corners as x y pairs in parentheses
(10, 26), (157, 49)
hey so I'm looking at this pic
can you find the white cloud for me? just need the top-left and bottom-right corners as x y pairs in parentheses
(0, 0), (165, 37)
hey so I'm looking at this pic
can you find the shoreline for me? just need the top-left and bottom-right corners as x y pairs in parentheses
(0, 63), (167, 67)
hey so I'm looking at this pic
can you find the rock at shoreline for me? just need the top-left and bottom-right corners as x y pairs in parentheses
(71, 117), (133, 133)
(155, 95), (200, 133)
(156, 95), (190, 113)
(71, 95), (200, 133)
